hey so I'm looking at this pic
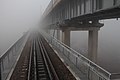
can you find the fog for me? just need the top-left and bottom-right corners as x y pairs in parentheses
(0, 0), (120, 73)
(0, 0), (50, 54)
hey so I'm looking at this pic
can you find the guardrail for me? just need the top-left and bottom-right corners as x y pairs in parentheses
(42, 31), (120, 80)
(0, 33), (28, 80)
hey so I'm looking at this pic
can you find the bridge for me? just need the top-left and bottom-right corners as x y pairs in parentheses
(0, 0), (120, 80)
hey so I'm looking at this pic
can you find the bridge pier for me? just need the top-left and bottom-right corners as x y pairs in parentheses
(62, 29), (70, 47)
(88, 28), (99, 63)
(87, 21), (103, 63)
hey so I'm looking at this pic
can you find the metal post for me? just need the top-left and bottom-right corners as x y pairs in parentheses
(76, 57), (78, 66)
(57, 29), (60, 40)
(68, 51), (70, 60)
(2, 60), (4, 71)
(63, 47), (64, 55)
(0, 60), (2, 80)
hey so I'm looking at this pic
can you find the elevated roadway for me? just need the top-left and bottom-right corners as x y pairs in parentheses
(43, 0), (120, 27)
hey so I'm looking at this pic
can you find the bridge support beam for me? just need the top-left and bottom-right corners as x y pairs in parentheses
(88, 28), (99, 63)
(62, 29), (70, 47)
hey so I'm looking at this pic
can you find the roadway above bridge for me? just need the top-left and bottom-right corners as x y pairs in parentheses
(42, 0), (120, 28)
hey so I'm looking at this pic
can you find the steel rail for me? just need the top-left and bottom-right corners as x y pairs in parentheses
(27, 41), (33, 80)
(27, 34), (59, 80)
(37, 37), (53, 80)
(38, 36), (59, 80)
(33, 40), (37, 80)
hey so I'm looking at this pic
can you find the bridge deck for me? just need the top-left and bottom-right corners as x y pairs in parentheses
(43, 0), (120, 29)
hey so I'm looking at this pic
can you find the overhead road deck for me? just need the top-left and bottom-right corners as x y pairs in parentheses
(42, 0), (120, 28)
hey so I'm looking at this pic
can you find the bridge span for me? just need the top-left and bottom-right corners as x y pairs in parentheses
(41, 0), (120, 80)
(42, 0), (120, 63)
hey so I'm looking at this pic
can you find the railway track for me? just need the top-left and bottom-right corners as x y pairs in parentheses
(10, 32), (75, 80)
(28, 34), (59, 80)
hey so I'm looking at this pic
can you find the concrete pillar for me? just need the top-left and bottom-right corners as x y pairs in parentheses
(88, 29), (99, 63)
(62, 29), (70, 47)
(56, 29), (60, 40)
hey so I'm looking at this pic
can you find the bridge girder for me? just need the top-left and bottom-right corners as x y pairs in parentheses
(42, 0), (120, 28)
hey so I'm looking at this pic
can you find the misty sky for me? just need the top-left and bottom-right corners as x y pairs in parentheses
(0, 0), (50, 54)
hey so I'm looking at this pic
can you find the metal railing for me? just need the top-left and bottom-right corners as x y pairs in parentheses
(42, 32), (120, 80)
(0, 33), (28, 80)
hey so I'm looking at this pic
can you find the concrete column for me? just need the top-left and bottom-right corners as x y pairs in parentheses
(62, 29), (70, 47)
(56, 29), (60, 40)
(88, 29), (99, 63)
